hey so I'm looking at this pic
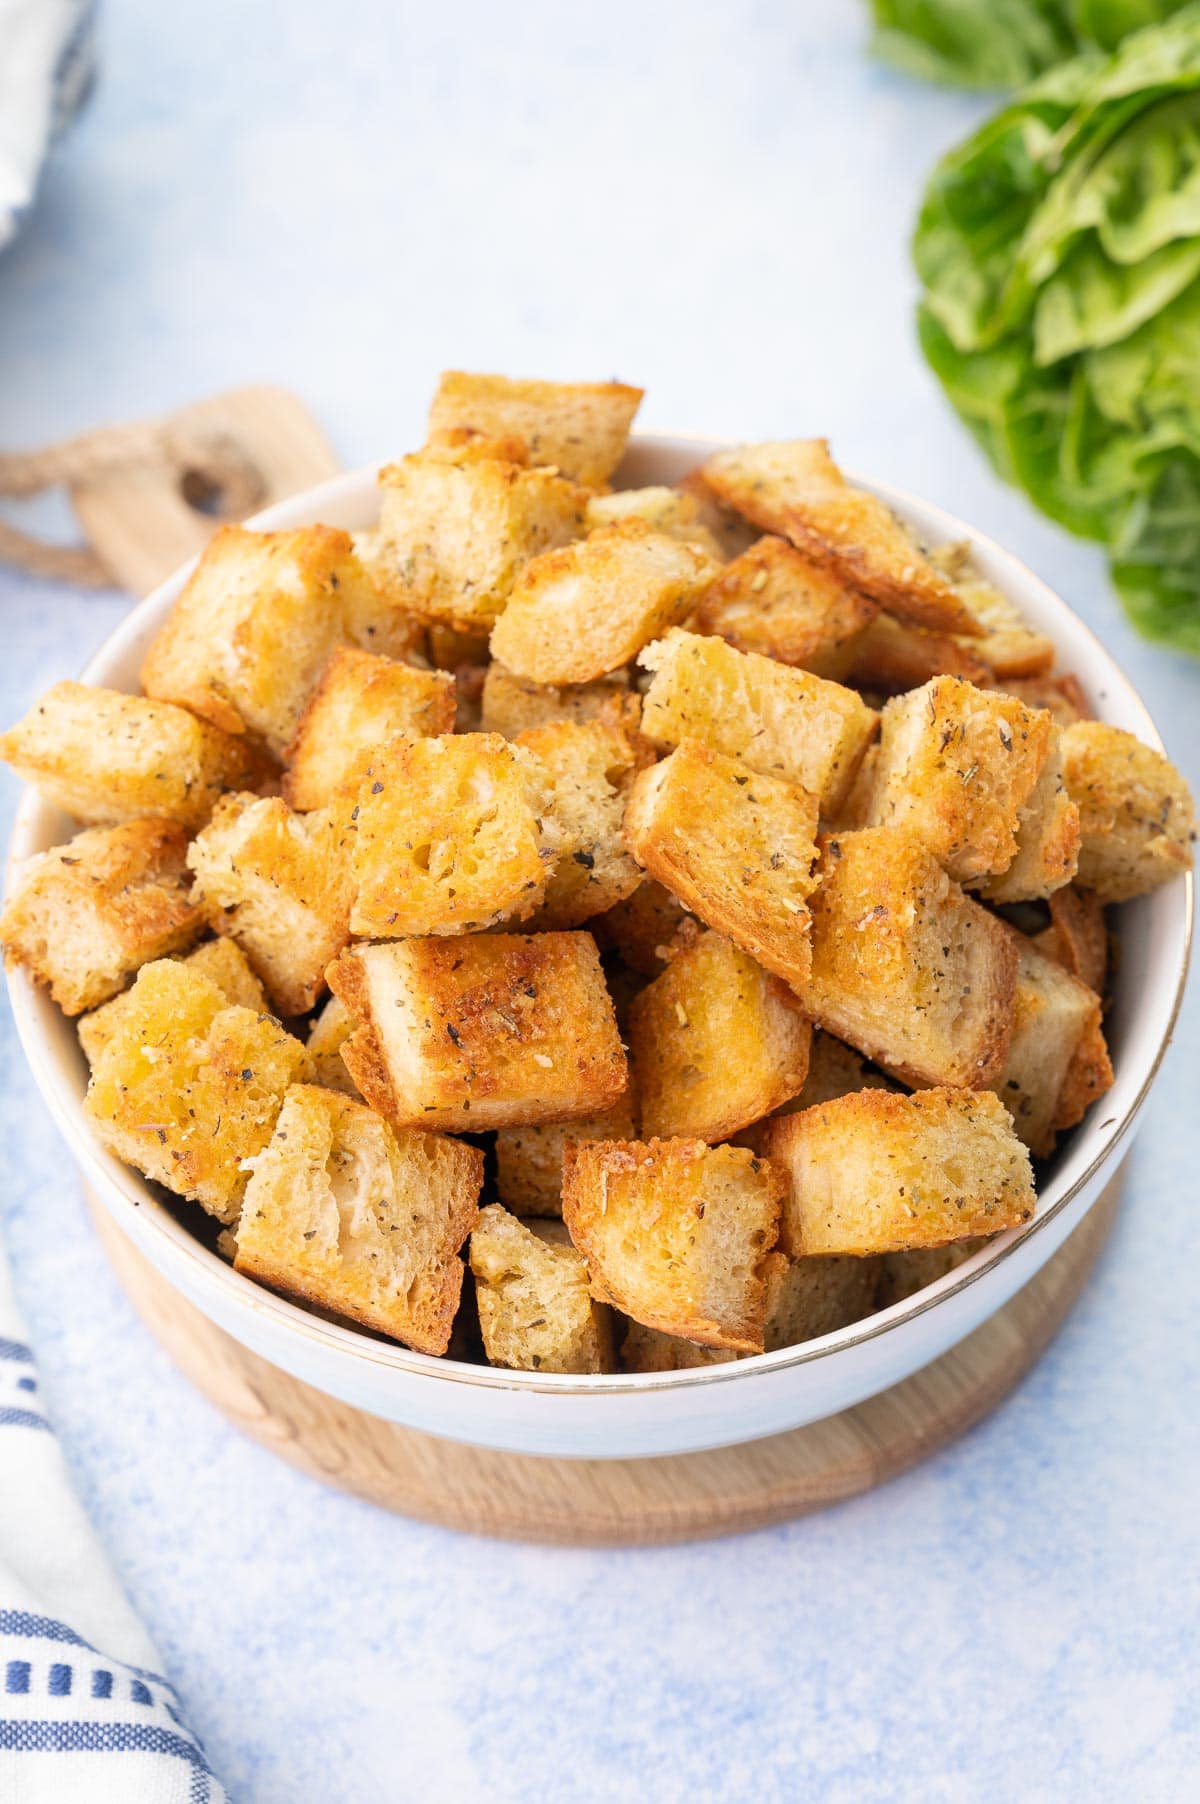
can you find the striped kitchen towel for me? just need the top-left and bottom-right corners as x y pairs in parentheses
(0, 1240), (227, 1802)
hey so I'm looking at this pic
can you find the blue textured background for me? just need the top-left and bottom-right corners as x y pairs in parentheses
(1, 4), (1198, 1798)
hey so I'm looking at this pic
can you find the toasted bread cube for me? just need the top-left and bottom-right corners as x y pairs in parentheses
(628, 931), (811, 1143)
(865, 677), (1055, 886)
(732, 1029), (896, 1154)
(235, 1085), (482, 1354)
(426, 370), (642, 488)
(342, 531), (431, 663)
(139, 525), (377, 755)
(562, 1137), (785, 1353)
(495, 1088), (637, 1217)
(480, 663), (643, 743)
(282, 647), (456, 811)
(590, 879), (694, 976)
(928, 542), (1055, 679)
(585, 487), (723, 559)
(490, 520), (720, 685)
(514, 721), (642, 928)
(187, 794), (354, 1016)
(469, 1205), (614, 1373)
(877, 1240), (991, 1307)
(623, 741), (820, 990)
(977, 735), (1080, 904)
(426, 622), (493, 670)
(988, 673), (1089, 729)
(83, 959), (308, 1222)
(0, 681), (261, 829)
(765, 1088), (1035, 1258)
(1061, 722), (1195, 902)
(79, 934), (267, 1066)
(328, 932), (627, 1132)
(1, 819), (202, 1016)
(992, 937), (1111, 1157)
(303, 996), (360, 1097)
(1032, 886), (1108, 996)
(345, 732), (554, 938)
(794, 828), (1018, 1089)
(689, 536), (879, 678)
(846, 613), (990, 693)
(621, 1250), (879, 1367)
(377, 441), (585, 629)
(701, 440), (980, 635)
(638, 629), (876, 815)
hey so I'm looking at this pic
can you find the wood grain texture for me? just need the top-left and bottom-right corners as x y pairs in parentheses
(88, 1173), (1121, 1546)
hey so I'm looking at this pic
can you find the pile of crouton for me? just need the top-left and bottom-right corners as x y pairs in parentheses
(2, 372), (1194, 1375)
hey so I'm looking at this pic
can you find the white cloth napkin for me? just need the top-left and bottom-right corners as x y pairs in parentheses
(0, 1240), (227, 1802)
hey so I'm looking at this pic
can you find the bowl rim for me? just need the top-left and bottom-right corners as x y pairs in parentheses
(5, 439), (1193, 1398)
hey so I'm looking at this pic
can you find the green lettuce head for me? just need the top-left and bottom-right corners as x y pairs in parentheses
(914, 6), (1200, 653)
(870, 1), (1189, 90)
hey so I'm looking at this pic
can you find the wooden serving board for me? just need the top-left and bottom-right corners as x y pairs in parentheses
(88, 1173), (1121, 1546)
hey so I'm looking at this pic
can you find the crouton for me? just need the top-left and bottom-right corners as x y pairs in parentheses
(845, 613), (991, 693)
(732, 1029), (895, 1154)
(83, 959), (309, 1223)
(794, 828), (1018, 1089)
(469, 1205), (614, 1373)
(674, 467), (760, 560)
(1061, 721), (1195, 902)
(0, 681), (262, 829)
(991, 937), (1111, 1156)
(989, 673), (1091, 729)
(585, 487), (723, 559)
(562, 1138), (784, 1352)
(1032, 885), (1108, 995)
(1, 819), (203, 1016)
(235, 1084), (482, 1354)
(377, 441), (585, 629)
(621, 1251), (879, 1367)
(345, 731), (554, 939)
(589, 879), (694, 976)
(622, 740), (820, 989)
(78, 933), (267, 1065)
(831, 741), (879, 830)
(701, 440), (980, 635)
(426, 370), (643, 488)
(343, 532), (431, 663)
(514, 720), (642, 927)
(480, 663), (644, 742)
(425, 622), (493, 671)
(877, 1240), (991, 1307)
(977, 734), (1080, 904)
(688, 536), (879, 678)
(1053, 1006), (1115, 1139)
(494, 1087), (638, 1217)
(304, 995), (361, 1098)
(327, 932), (627, 1132)
(865, 677), (1057, 886)
(928, 542), (1055, 679)
(628, 931), (811, 1143)
(489, 520), (720, 685)
(638, 628), (877, 815)
(765, 1088), (1035, 1258)
(140, 525), (374, 755)
(187, 794), (353, 1016)
(282, 647), (456, 811)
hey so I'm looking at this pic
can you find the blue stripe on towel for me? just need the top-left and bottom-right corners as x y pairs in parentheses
(5, 1661), (31, 1694)
(0, 1407), (50, 1431)
(0, 1338), (33, 1363)
(0, 1720), (218, 1797)
(0, 1611), (176, 1690)
(47, 1663), (72, 1696)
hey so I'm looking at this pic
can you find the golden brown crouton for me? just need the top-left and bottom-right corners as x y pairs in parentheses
(187, 794), (354, 1016)
(514, 720), (642, 927)
(674, 468), (760, 560)
(620, 1251), (879, 1367)
(622, 740), (820, 990)
(1, 819), (203, 1016)
(489, 520), (720, 685)
(328, 932), (627, 1132)
(282, 647), (456, 811)
(845, 613), (991, 694)
(562, 1137), (785, 1353)
(343, 531), (431, 664)
(0, 681), (261, 829)
(140, 525), (373, 755)
(628, 931), (811, 1143)
(83, 959), (309, 1223)
(304, 995), (361, 1097)
(589, 879), (694, 976)
(977, 734), (1080, 904)
(877, 1240), (991, 1307)
(927, 542), (1055, 679)
(494, 1087), (638, 1217)
(78, 934), (267, 1065)
(1032, 885), (1108, 996)
(732, 1029), (896, 1154)
(480, 663), (643, 741)
(235, 1084), (482, 1354)
(426, 369), (643, 488)
(765, 1088), (1035, 1258)
(377, 441), (585, 629)
(989, 673), (1091, 729)
(866, 677), (1057, 887)
(469, 1204), (614, 1373)
(794, 828), (1018, 1089)
(701, 440), (980, 635)
(345, 732), (554, 939)
(1061, 721), (1195, 902)
(688, 536), (879, 678)
(638, 628), (877, 816)
(584, 487), (723, 560)
(992, 937), (1111, 1157)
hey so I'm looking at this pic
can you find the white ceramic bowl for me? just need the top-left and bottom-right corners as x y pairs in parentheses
(5, 437), (1192, 1460)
